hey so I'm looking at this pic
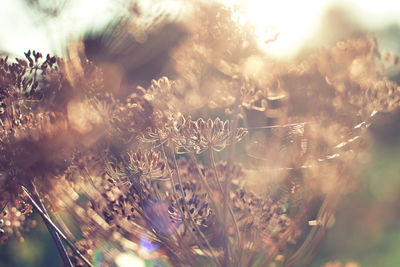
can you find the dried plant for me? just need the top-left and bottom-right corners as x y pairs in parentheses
(1, 1), (400, 267)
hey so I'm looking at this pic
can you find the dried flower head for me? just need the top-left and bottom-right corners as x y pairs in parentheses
(128, 150), (167, 180)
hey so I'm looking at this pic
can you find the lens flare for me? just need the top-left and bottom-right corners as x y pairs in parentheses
(140, 234), (161, 253)
(144, 200), (180, 235)
(115, 252), (146, 267)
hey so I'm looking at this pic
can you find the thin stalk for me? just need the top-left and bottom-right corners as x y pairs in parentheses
(158, 139), (204, 265)
(0, 200), (9, 214)
(161, 140), (194, 262)
(187, 153), (219, 209)
(0, 200), (9, 234)
(188, 153), (233, 266)
(31, 183), (73, 267)
(209, 149), (241, 243)
(168, 143), (221, 267)
(187, 152), (231, 235)
(53, 211), (74, 241)
(151, 181), (162, 200)
(22, 186), (93, 267)
(187, 152), (232, 230)
(224, 115), (240, 208)
(160, 137), (178, 197)
(222, 94), (241, 266)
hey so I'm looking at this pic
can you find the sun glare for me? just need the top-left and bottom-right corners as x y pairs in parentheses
(238, 0), (327, 59)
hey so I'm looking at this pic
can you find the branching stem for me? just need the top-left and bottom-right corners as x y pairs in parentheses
(168, 142), (221, 267)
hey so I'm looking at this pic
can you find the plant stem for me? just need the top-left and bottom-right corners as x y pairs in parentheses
(209, 149), (240, 243)
(0, 200), (9, 214)
(160, 137), (178, 197)
(22, 186), (93, 267)
(31, 183), (73, 267)
(158, 140), (205, 266)
(222, 95), (242, 266)
(168, 143), (221, 267)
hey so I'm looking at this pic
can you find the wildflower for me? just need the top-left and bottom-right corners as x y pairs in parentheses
(128, 150), (168, 180)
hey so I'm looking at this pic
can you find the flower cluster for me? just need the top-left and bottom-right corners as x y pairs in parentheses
(1, 1), (400, 267)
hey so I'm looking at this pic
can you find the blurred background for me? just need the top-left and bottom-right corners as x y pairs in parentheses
(1, 0), (400, 266)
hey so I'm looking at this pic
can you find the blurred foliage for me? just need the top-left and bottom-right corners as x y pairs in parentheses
(0, 213), (61, 267)
(312, 110), (400, 267)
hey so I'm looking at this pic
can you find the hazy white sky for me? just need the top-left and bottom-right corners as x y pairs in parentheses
(0, 0), (116, 55)
(0, 0), (399, 59)
(241, 0), (400, 58)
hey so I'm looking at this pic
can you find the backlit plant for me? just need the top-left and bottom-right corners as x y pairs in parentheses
(1, 1), (400, 266)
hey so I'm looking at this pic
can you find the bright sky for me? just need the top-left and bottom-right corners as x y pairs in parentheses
(0, 0), (399, 59)
(0, 0), (116, 56)
(240, 0), (400, 59)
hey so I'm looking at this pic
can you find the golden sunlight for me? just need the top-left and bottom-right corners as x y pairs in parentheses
(240, 0), (326, 59)
(235, 0), (400, 59)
